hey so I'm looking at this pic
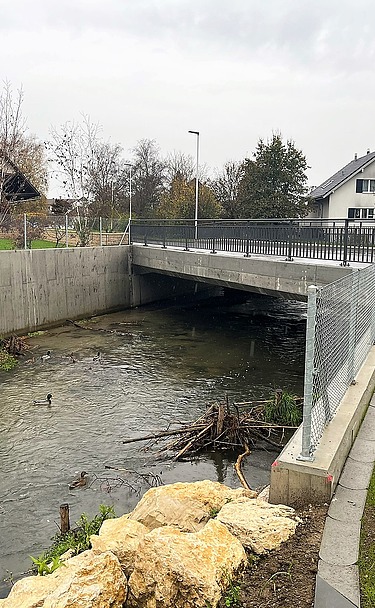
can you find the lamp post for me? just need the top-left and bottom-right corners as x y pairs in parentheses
(188, 130), (199, 239)
(125, 163), (133, 243)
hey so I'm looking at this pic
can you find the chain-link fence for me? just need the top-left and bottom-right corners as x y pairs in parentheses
(0, 213), (130, 249)
(300, 264), (375, 458)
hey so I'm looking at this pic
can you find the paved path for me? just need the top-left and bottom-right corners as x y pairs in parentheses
(315, 393), (375, 607)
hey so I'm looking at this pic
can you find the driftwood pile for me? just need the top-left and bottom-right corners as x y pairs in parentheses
(123, 391), (302, 461)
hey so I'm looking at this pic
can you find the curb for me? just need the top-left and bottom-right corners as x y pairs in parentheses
(314, 395), (375, 607)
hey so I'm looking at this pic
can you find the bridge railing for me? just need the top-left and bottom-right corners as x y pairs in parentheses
(300, 265), (375, 459)
(130, 218), (375, 265)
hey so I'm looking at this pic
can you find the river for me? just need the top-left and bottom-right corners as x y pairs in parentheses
(0, 290), (306, 597)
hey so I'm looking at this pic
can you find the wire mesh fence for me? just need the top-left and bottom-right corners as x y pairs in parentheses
(0, 213), (129, 248)
(301, 264), (375, 457)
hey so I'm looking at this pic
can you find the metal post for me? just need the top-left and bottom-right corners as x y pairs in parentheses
(299, 285), (318, 460)
(24, 213), (27, 249)
(65, 214), (69, 248)
(210, 237), (217, 254)
(341, 218), (349, 266)
(286, 220), (294, 261)
(347, 270), (359, 383)
(99, 217), (103, 247)
(188, 130), (199, 240)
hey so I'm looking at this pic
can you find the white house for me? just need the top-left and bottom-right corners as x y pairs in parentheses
(309, 150), (375, 220)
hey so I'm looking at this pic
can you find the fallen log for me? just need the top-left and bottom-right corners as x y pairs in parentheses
(122, 425), (207, 444)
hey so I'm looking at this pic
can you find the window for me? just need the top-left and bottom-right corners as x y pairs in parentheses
(356, 179), (375, 193)
(348, 207), (375, 219)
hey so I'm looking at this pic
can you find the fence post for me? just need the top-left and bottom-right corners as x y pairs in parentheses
(60, 503), (70, 533)
(286, 220), (294, 261)
(341, 218), (349, 266)
(99, 217), (103, 247)
(24, 213), (27, 249)
(347, 270), (359, 383)
(298, 284), (318, 460)
(65, 214), (69, 248)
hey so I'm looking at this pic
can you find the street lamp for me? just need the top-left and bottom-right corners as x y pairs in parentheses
(188, 130), (199, 239)
(125, 163), (133, 243)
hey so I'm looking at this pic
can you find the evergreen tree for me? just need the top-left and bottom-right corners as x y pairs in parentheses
(238, 133), (310, 218)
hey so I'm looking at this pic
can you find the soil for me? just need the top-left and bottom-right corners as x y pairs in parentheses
(218, 504), (328, 608)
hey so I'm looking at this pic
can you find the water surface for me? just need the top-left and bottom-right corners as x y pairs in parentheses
(0, 292), (306, 595)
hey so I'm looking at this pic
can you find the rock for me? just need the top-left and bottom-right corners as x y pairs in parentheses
(257, 485), (270, 502)
(90, 514), (148, 576)
(129, 479), (255, 532)
(127, 518), (246, 608)
(217, 497), (299, 554)
(0, 550), (127, 608)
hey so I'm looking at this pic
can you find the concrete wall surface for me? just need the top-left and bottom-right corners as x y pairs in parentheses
(270, 347), (375, 507)
(0, 246), (131, 336)
(132, 245), (355, 300)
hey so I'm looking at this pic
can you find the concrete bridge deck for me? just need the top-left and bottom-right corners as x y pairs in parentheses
(131, 243), (367, 300)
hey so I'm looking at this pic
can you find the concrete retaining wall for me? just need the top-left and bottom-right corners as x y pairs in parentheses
(0, 246), (213, 336)
(0, 247), (132, 336)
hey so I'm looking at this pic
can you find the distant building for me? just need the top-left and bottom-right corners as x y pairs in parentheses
(309, 150), (375, 220)
(0, 155), (41, 204)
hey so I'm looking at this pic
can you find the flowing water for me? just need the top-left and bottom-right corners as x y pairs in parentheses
(0, 291), (307, 596)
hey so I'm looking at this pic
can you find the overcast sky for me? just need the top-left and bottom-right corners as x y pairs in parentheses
(2, 0), (375, 194)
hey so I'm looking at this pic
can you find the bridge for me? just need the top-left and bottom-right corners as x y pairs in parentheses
(128, 218), (375, 508)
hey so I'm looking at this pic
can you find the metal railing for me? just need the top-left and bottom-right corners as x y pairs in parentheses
(300, 265), (375, 458)
(0, 214), (130, 249)
(130, 218), (375, 265)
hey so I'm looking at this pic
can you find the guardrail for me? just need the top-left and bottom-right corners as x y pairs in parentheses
(130, 218), (375, 265)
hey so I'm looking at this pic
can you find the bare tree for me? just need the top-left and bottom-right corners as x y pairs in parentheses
(132, 139), (166, 217)
(48, 116), (127, 244)
(211, 161), (244, 219)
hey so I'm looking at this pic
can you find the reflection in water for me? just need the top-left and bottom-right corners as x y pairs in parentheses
(0, 291), (306, 596)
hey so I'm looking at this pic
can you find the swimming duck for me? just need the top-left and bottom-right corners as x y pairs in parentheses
(69, 471), (88, 490)
(33, 393), (53, 405)
(41, 351), (51, 362)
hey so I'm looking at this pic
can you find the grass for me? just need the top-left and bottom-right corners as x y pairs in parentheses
(0, 349), (18, 371)
(0, 238), (15, 250)
(264, 390), (302, 426)
(0, 238), (65, 250)
(359, 463), (375, 607)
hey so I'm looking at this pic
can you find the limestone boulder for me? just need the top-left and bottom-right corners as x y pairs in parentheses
(128, 479), (256, 532)
(127, 518), (246, 608)
(90, 514), (148, 576)
(217, 497), (299, 554)
(0, 550), (127, 608)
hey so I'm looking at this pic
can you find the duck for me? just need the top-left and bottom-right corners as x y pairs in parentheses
(41, 351), (51, 362)
(69, 471), (89, 490)
(93, 352), (101, 362)
(33, 393), (53, 405)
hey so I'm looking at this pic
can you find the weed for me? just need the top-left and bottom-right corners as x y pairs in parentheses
(209, 507), (220, 519)
(30, 555), (65, 576)
(264, 391), (302, 426)
(223, 581), (241, 607)
(30, 504), (115, 573)
(260, 561), (293, 596)
(27, 331), (47, 337)
(0, 349), (17, 371)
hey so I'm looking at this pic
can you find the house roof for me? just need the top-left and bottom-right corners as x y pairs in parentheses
(1, 155), (41, 202)
(310, 151), (375, 200)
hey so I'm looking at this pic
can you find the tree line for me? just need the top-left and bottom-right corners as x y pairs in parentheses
(0, 81), (311, 223)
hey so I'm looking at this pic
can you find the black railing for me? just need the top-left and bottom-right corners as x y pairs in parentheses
(130, 218), (375, 265)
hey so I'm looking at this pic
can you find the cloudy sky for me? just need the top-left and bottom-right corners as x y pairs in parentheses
(2, 0), (375, 193)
